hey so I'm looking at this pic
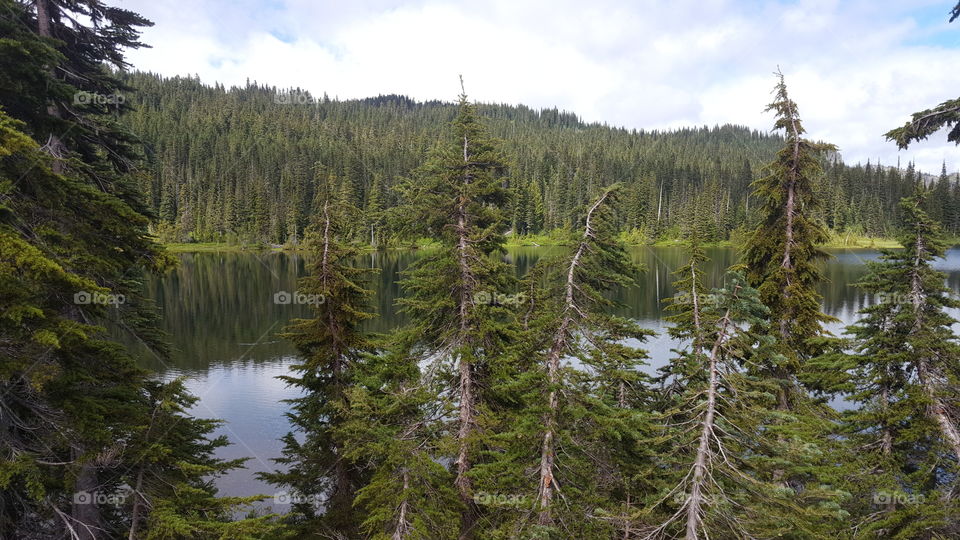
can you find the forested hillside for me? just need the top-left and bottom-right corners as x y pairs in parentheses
(121, 72), (960, 246)
(6, 0), (960, 538)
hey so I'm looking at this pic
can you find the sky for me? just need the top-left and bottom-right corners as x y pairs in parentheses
(107, 0), (960, 174)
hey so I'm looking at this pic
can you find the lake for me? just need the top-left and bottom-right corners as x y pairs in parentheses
(131, 246), (960, 503)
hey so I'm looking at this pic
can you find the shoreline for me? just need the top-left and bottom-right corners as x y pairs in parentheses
(163, 236), (909, 253)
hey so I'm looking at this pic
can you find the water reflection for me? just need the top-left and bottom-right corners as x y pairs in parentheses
(131, 246), (960, 498)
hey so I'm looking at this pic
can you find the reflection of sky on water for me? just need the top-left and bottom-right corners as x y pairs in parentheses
(159, 359), (304, 513)
(136, 247), (960, 498)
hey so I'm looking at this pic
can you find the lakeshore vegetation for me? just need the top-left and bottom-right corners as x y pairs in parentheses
(2, 1), (960, 539)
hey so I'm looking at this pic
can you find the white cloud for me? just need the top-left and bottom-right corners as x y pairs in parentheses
(109, 0), (960, 173)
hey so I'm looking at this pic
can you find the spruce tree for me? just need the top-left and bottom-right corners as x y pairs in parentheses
(337, 334), (462, 539)
(479, 186), (654, 538)
(126, 379), (283, 539)
(737, 71), (848, 538)
(647, 273), (768, 538)
(647, 267), (846, 539)
(655, 240), (716, 400)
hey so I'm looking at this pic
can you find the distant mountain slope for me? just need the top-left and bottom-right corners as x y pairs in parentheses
(118, 71), (954, 244)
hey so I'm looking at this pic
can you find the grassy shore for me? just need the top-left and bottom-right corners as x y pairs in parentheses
(163, 234), (935, 253)
(162, 239), (442, 253)
(163, 242), (277, 253)
(822, 236), (902, 249)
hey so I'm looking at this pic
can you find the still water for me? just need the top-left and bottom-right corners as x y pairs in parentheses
(132, 246), (960, 501)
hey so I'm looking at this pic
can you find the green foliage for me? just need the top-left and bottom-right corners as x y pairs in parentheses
(477, 186), (654, 538)
(827, 191), (960, 538)
(338, 337), (461, 539)
(884, 2), (960, 149)
(6, 1), (960, 538)
(0, 1), (282, 536)
(742, 71), (838, 394)
(260, 171), (377, 536)
(114, 70), (951, 247)
(885, 96), (960, 149)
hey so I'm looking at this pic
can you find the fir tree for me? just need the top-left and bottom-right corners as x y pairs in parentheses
(737, 71), (848, 538)
(337, 335), (461, 539)
(833, 192), (960, 538)
(393, 82), (515, 538)
(742, 70), (837, 408)
(126, 379), (284, 539)
(647, 269), (845, 539)
(480, 186), (654, 538)
(260, 173), (375, 536)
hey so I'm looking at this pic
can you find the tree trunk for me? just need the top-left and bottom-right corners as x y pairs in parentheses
(71, 449), (103, 540)
(128, 468), (145, 540)
(321, 200), (354, 518)
(689, 262), (703, 358)
(775, 94), (803, 412)
(685, 305), (732, 540)
(454, 134), (477, 539)
(917, 358), (960, 462)
(907, 232), (960, 462)
(536, 191), (610, 526)
(657, 182), (663, 223)
(34, 0), (67, 173)
(392, 470), (411, 540)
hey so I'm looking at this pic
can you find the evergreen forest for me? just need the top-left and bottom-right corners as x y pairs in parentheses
(2, 0), (960, 539)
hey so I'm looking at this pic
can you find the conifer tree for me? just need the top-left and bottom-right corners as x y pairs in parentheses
(261, 172), (374, 536)
(885, 1), (959, 149)
(832, 192), (960, 538)
(646, 273), (767, 538)
(742, 70), (837, 407)
(366, 173), (386, 248)
(0, 1), (282, 536)
(480, 186), (653, 538)
(737, 71), (848, 538)
(393, 82), (515, 538)
(647, 268), (845, 539)
(126, 379), (283, 539)
(0, 107), (279, 539)
(655, 240), (716, 399)
(337, 334), (461, 539)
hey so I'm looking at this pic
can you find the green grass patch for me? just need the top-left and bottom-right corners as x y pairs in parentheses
(504, 230), (574, 246)
(163, 242), (274, 253)
(165, 232), (956, 254)
(822, 232), (901, 249)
